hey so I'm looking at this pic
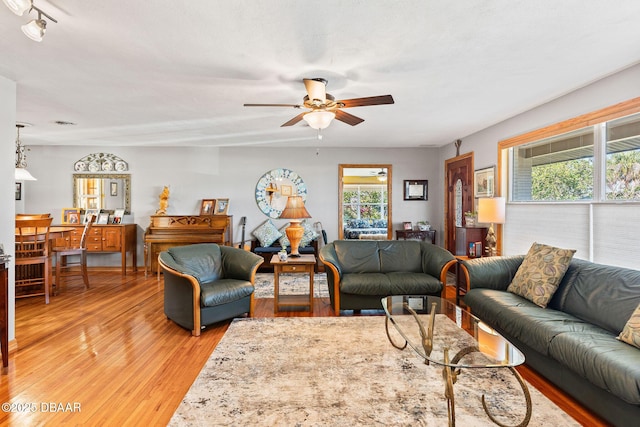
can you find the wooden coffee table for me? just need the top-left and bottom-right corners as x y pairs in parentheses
(271, 254), (316, 313)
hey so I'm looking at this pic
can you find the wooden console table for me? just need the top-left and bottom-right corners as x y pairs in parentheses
(55, 224), (137, 275)
(271, 254), (315, 314)
(395, 229), (436, 244)
(144, 215), (232, 277)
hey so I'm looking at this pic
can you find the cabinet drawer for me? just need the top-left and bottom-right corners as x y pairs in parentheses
(280, 264), (310, 273)
(87, 243), (102, 251)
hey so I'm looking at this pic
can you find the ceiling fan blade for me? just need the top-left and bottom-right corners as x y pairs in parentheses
(334, 109), (365, 126)
(338, 95), (395, 108)
(303, 78), (327, 103)
(244, 103), (302, 108)
(281, 112), (307, 127)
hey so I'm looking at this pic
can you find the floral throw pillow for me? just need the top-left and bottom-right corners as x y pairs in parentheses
(618, 303), (640, 349)
(300, 220), (319, 247)
(278, 224), (290, 248)
(252, 220), (283, 248)
(507, 242), (576, 308)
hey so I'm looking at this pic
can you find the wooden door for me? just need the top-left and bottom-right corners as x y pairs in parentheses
(444, 153), (474, 254)
(102, 227), (122, 252)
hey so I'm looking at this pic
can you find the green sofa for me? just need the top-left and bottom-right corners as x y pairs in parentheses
(319, 240), (456, 314)
(158, 243), (263, 336)
(461, 256), (640, 426)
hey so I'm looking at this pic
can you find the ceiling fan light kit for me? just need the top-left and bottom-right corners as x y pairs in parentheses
(244, 77), (394, 135)
(3, 0), (57, 41)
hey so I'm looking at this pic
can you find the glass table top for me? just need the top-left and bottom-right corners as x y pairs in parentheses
(382, 295), (525, 368)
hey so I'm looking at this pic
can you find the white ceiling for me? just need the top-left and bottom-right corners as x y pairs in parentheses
(2, 1), (640, 148)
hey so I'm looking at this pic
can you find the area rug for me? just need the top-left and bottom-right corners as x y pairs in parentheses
(254, 272), (329, 299)
(170, 317), (579, 426)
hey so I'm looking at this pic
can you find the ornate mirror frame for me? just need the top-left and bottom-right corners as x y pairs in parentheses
(255, 168), (307, 218)
(73, 173), (131, 213)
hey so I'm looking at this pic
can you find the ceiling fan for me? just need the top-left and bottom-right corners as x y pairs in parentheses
(244, 78), (394, 130)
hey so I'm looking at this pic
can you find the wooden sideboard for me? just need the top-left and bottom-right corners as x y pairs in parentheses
(144, 215), (233, 276)
(55, 224), (137, 275)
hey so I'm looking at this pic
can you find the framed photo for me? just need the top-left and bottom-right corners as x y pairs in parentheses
(280, 184), (292, 196)
(214, 198), (229, 215)
(474, 166), (495, 198)
(96, 213), (110, 225)
(200, 199), (216, 216)
(404, 180), (428, 201)
(110, 181), (118, 196)
(403, 221), (413, 230)
(112, 208), (125, 224)
(15, 182), (21, 201)
(62, 208), (81, 224)
(84, 209), (100, 224)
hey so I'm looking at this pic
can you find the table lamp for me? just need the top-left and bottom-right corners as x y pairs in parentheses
(279, 195), (311, 257)
(477, 197), (505, 257)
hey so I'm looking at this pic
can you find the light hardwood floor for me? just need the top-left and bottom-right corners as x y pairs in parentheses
(0, 271), (607, 425)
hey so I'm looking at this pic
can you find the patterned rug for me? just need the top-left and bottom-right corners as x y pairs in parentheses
(170, 317), (579, 426)
(254, 272), (329, 299)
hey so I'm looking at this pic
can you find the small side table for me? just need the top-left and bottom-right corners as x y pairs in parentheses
(271, 254), (316, 313)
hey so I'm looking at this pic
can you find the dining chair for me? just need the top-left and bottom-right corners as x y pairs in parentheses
(52, 214), (96, 294)
(16, 213), (51, 219)
(15, 217), (53, 304)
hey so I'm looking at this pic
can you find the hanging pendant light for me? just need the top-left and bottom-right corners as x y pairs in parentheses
(14, 124), (37, 181)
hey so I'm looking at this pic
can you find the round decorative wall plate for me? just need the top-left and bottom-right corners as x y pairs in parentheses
(255, 168), (307, 218)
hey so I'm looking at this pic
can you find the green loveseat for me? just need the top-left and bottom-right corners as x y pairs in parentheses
(158, 243), (263, 336)
(461, 256), (640, 426)
(319, 240), (456, 315)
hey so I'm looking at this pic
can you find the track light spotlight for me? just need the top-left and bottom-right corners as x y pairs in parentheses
(3, 0), (57, 41)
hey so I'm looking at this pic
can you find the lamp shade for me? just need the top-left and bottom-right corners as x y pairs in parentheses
(3, 0), (32, 16)
(477, 197), (505, 224)
(15, 167), (37, 181)
(303, 111), (335, 130)
(22, 18), (46, 42)
(279, 196), (311, 219)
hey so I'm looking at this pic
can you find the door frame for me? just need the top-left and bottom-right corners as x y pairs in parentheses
(444, 152), (474, 252)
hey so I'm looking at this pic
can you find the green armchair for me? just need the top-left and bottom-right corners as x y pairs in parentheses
(158, 243), (263, 336)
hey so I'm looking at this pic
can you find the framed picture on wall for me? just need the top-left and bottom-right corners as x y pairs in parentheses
(15, 182), (21, 200)
(403, 180), (428, 201)
(474, 166), (495, 198)
(214, 198), (229, 215)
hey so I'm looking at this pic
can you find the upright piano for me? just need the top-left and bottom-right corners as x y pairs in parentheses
(144, 215), (233, 277)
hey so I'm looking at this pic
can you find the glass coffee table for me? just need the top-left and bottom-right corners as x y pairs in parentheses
(382, 295), (531, 427)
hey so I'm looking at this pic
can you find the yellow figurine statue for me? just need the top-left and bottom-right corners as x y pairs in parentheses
(156, 186), (170, 215)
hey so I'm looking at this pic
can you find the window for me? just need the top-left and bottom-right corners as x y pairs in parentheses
(606, 114), (640, 200)
(343, 184), (387, 221)
(510, 111), (640, 203)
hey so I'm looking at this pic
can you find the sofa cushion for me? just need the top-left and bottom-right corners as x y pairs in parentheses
(561, 260), (640, 334)
(548, 330), (640, 405)
(166, 244), (222, 283)
(378, 240), (422, 273)
(252, 220), (283, 247)
(386, 271), (442, 295)
(200, 278), (254, 307)
(507, 242), (575, 308)
(340, 273), (390, 295)
(333, 240), (381, 273)
(619, 303), (640, 349)
(347, 219), (371, 228)
(465, 288), (595, 356)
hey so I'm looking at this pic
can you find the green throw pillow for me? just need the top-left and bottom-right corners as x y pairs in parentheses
(507, 242), (576, 308)
(618, 303), (640, 349)
(252, 220), (283, 248)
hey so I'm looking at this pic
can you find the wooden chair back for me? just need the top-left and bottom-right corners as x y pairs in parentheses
(15, 217), (53, 260)
(79, 215), (97, 249)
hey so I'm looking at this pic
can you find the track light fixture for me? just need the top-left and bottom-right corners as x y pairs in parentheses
(3, 0), (57, 42)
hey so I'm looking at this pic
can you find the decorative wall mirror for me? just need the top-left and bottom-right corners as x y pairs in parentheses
(339, 164), (392, 240)
(255, 168), (307, 218)
(73, 174), (131, 213)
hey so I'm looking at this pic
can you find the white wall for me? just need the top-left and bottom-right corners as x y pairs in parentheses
(1, 76), (16, 342)
(439, 63), (640, 264)
(22, 145), (443, 265)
